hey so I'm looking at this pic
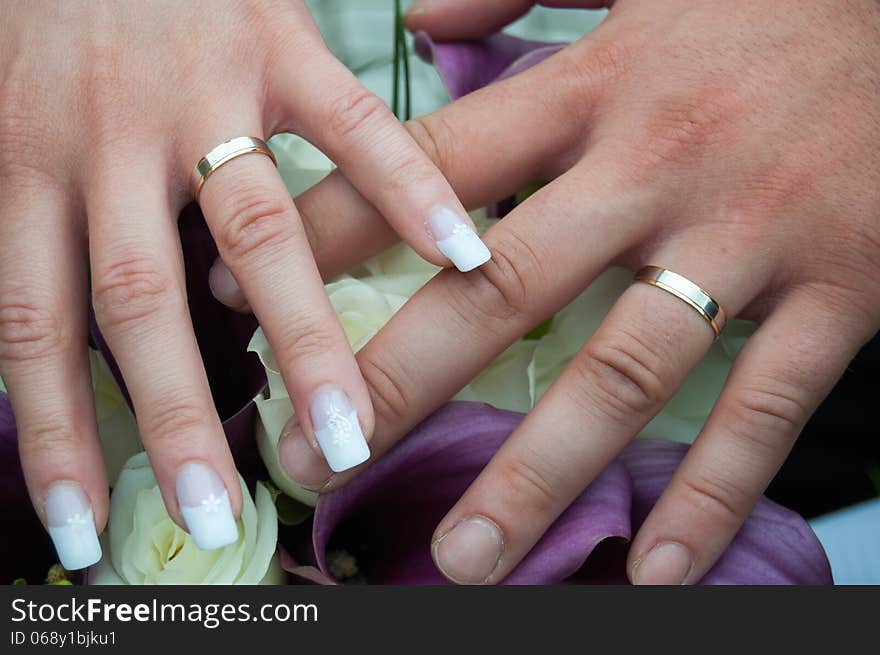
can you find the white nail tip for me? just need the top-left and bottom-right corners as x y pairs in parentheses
(45, 485), (102, 571)
(179, 489), (239, 551)
(176, 463), (239, 551)
(428, 206), (492, 272)
(310, 389), (371, 473)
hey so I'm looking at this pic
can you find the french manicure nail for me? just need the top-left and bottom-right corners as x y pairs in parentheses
(427, 205), (491, 272)
(432, 516), (503, 584)
(631, 541), (693, 585)
(310, 387), (370, 473)
(176, 462), (238, 551)
(44, 482), (102, 571)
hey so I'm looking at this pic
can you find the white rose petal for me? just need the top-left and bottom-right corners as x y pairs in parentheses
(90, 452), (284, 585)
(268, 134), (334, 199)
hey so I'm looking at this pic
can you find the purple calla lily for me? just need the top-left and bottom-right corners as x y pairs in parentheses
(281, 402), (831, 585)
(413, 31), (566, 100)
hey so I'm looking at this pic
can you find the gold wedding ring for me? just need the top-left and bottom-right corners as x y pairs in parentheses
(633, 266), (727, 339)
(192, 136), (277, 201)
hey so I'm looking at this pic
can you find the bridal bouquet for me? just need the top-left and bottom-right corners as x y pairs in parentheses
(1, 6), (830, 585)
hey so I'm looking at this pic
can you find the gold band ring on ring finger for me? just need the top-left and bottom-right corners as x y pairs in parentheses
(633, 265), (727, 339)
(192, 136), (277, 201)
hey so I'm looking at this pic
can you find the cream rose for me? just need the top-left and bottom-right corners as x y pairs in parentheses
(90, 452), (284, 585)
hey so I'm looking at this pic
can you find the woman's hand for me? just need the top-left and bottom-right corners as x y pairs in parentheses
(0, 0), (484, 568)
(281, 0), (880, 583)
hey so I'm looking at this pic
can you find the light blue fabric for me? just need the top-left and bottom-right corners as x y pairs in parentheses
(810, 498), (880, 584)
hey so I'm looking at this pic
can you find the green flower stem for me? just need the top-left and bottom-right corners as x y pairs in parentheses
(392, 0), (401, 118)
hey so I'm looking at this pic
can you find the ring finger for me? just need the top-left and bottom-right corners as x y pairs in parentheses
(192, 125), (373, 475)
(430, 244), (767, 584)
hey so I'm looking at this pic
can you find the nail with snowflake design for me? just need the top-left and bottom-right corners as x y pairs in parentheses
(427, 205), (491, 272)
(176, 461), (238, 550)
(310, 387), (371, 473)
(44, 482), (102, 570)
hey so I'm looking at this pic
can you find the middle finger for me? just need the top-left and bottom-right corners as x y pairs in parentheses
(194, 128), (372, 474)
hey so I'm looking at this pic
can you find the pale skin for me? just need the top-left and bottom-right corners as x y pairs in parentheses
(0, 1), (476, 545)
(249, 0), (880, 584)
(3, 0), (879, 584)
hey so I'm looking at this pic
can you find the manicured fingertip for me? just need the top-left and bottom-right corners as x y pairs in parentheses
(427, 205), (491, 272)
(175, 461), (239, 551)
(44, 482), (103, 571)
(309, 386), (371, 473)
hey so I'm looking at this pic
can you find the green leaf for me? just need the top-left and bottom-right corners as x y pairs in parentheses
(392, 0), (401, 118)
(276, 494), (315, 526)
(262, 481), (315, 526)
(12, 578), (27, 585)
(524, 316), (555, 341)
(515, 181), (547, 205)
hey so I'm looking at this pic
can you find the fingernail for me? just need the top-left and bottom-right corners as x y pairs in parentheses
(310, 387), (370, 473)
(631, 542), (693, 585)
(44, 482), (102, 571)
(278, 419), (334, 488)
(432, 516), (503, 584)
(176, 461), (238, 551)
(208, 260), (246, 308)
(427, 205), (491, 272)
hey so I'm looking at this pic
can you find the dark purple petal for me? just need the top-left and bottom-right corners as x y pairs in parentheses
(304, 402), (832, 585)
(89, 204), (266, 466)
(310, 402), (631, 584)
(414, 31), (565, 100)
(278, 545), (336, 586)
(618, 440), (832, 584)
(0, 393), (55, 583)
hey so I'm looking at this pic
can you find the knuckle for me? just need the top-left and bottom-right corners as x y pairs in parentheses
(0, 294), (64, 364)
(382, 155), (442, 201)
(142, 398), (212, 444)
(359, 353), (411, 427)
(678, 474), (749, 529)
(727, 383), (809, 443)
(495, 453), (559, 517)
(92, 257), (173, 330)
(274, 321), (339, 367)
(573, 332), (668, 421)
(325, 86), (392, 142)
(215, 192), (295, 263)
(626, 88), (741, 175)
(19, 419), (80, 456)
(445, 228), (546, 333)
(567, 37), (635, 99)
